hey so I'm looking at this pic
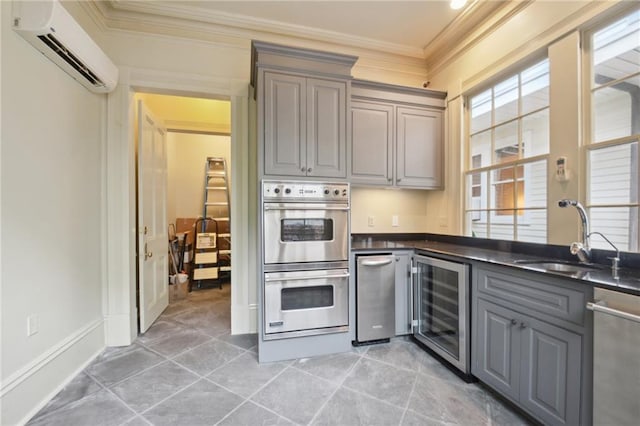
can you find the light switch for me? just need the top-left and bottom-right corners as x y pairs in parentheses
(368, 216), (375, 227)
(27, 314), (39, 336)
(392, 215), (399, 227)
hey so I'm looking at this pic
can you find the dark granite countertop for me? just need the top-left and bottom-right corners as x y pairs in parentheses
(351, 235), (640, 296)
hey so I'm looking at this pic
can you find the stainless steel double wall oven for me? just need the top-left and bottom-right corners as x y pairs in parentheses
(262, 180), (350, 340)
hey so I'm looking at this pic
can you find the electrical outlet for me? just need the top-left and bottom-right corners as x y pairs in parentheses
(27, 314), (39, 336)
(368, 216), (375, 227)
(392, 215), (399, 227)
(439, 216), (448, 228)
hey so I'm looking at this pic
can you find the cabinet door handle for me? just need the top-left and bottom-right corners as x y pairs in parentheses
(397, 178), (402, 182)
(519, 321), (527, 329)
(307, 167), (312, 173)
(510, 319), (517, 326)
(301, 167), (306, 172)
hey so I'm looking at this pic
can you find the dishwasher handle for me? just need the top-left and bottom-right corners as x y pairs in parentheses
(359, 258), (393, 267)
(587, 300), (640, 324)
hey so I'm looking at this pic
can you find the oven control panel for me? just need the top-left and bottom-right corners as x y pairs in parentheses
(263, 180), (349, 201)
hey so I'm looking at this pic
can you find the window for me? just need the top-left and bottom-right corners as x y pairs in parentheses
(587, 9), (640, 252)
(465, 59), (550, 242)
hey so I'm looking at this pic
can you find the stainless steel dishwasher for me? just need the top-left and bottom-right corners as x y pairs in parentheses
(587, 288), (640, 425)
(355, 254), (395, 343)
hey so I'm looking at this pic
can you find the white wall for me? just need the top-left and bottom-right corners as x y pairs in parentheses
(167, 132), (231, 225)
(351, 188), (429, 234)
(0, 1), (106, 424)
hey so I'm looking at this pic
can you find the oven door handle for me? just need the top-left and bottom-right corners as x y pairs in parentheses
(263, 205), (349, 211)
(265, 272), (350, 282)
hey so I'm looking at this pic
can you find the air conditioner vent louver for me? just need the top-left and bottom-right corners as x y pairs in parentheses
(37, 34), (105, 88)
(12, 0), (118, 93)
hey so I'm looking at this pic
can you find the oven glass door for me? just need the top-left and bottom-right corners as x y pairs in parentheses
(263, 203), (349, 264)
(264, 269), (349, 338)
(413, 255), (469, 372)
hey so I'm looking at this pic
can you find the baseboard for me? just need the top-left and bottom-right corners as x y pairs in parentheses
(0, 319), (105, 426)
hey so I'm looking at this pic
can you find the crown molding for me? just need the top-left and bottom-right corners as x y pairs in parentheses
(103, 0), (426, 59)
(425, 0), (535, 77)
(80, 0), (527, 85)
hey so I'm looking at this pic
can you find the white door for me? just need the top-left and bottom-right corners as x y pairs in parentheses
(138, 100), (169, 332)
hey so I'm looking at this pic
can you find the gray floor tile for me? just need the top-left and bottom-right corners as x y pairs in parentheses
(407, 377), (458, 424)
(141, 379), (243, 426)
(110, 361), (199, 413)
(218, 401), (294, 426)
(312, 387), (404, 425)
(161, 301), (195, 318)
(144, 329), (211, 358)
(216, 332), (258, 350)
(473, 387), (532, 426)
(86, 345), (165, 387)
(28, 282), (527, 426)
(418, 356), (461, 382)
(401, 409), (455, 426)
(208, 352), (288, 398)
(343, 357), (417, 408)
(26, 389), (134, 426)
(365, 340), (429, 372)
(30, 372), (102, 420)
(137, 319), (186, 344)
(292, 351), (360, 383)
(172, 339), (245, 375)
(251, 368), (337, 425)
(123, 415), (152, 425)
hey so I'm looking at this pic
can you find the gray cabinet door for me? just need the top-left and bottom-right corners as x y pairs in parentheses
(474, 299), (520, 400)
(519, 316), (582, 426)
(350, 101), (393, 184)
(396, 106), (443, 188)
(306, 78), (346, 178)
(264, 72), (306, 176)
(394, 252), (412, 335)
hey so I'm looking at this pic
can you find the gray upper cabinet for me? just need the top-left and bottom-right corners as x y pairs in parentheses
(264, 73), (346, 177)
(351, 101), (394, 184)
(350, 79), (446, 189)
(264, 72), (306, 176)
(306, 78), (347, 178)
(472, 264), (592, 426)
(396, 107), (443, 188)
(252, 41), (357, 179)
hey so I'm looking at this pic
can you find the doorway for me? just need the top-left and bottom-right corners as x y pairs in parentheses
(134, 92), (232, 334)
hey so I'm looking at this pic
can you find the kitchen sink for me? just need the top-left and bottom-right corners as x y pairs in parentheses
(512, 259), (606, 274)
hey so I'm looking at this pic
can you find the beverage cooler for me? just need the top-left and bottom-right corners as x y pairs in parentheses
(413, 254), (470, 374)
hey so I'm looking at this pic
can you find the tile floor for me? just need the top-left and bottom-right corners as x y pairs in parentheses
(28, 284), (532, 426)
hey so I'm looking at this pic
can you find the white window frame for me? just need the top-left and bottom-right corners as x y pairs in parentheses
(583, 7), (640, 252)
(464, 57), (550, 242)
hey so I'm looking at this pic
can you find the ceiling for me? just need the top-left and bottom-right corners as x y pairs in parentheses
(91, 0), (510, 63)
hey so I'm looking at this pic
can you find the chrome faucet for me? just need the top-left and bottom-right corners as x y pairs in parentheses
(589, 231), (621, 278)
(558, 199), (591, 263)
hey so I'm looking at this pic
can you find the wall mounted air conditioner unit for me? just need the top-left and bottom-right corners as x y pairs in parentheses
(12, 0), (118, 93)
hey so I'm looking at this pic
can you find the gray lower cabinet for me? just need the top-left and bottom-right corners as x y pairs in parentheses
(472, 265), (592, 426)
(394, 251), (412, 335)
(264, 71), (347, 178)
(350, 79), (446, 189)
